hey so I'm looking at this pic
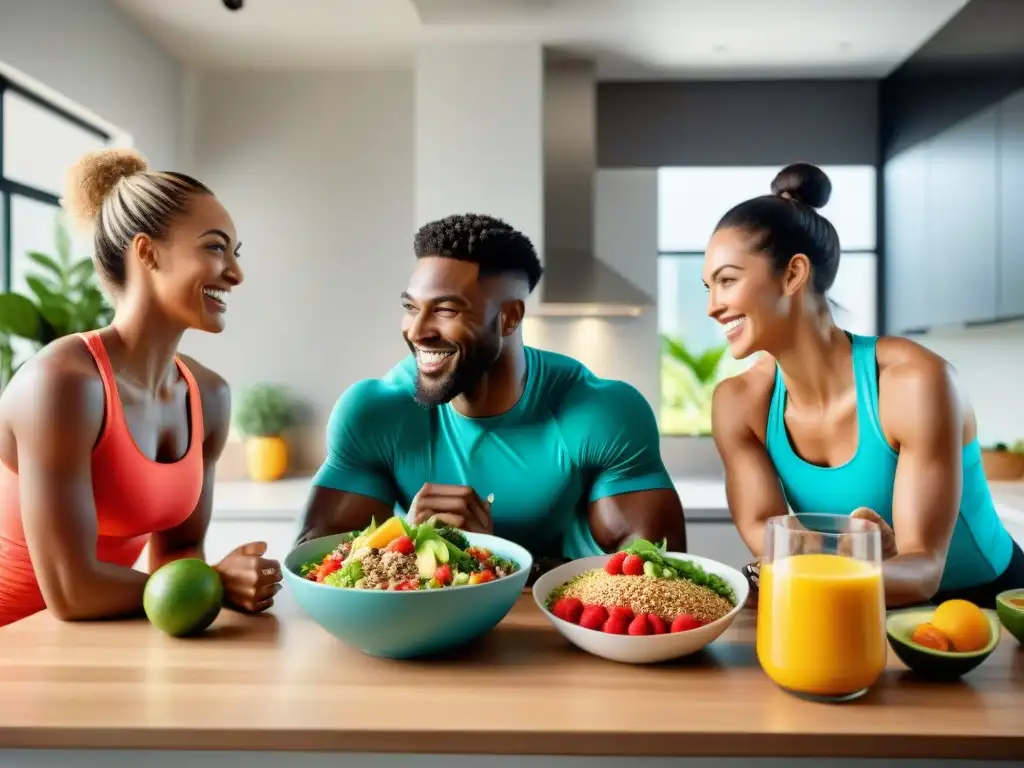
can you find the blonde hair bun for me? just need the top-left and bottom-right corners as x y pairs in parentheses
(62, 147), (149, 227)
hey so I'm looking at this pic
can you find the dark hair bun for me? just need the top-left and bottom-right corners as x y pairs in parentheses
(770, 163), (832, 209)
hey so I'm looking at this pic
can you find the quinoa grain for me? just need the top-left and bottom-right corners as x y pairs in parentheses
(553, 569), (733, 624)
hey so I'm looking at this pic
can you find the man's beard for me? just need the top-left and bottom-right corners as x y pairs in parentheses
(411, 319), (502, 408)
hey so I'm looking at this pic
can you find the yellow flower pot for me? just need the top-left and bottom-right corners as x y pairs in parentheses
(244, 436), (289, 482)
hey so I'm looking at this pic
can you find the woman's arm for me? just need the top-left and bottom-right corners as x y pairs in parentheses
(150, 358), (282, 613)
(877, 356), (963, 607)
(147, 361), (232, 570)
(14, 359), (149, 621)
(711, 376), (790, 557)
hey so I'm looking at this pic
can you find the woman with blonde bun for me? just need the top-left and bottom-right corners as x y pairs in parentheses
(0, 148), (282, 627)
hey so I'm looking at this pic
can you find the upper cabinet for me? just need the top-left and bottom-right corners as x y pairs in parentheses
(927, 103), (999, 327)
(999, 89), (1024, 319)
(884, 142), (931, 333)
(883, 88), (1024, 333)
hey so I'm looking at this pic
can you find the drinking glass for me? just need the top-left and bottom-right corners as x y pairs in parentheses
(756, 513), (886, 702)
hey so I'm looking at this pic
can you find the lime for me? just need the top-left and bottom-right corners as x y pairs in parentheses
(143, 558), (224, 637)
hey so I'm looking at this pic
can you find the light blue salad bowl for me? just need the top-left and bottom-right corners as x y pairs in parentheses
(283, 531), (533, 659)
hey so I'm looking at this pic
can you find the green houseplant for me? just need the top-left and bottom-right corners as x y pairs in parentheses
(233, 383), (298, 482)
(0, 213), (113, 389)
(659, 333), (728, 435)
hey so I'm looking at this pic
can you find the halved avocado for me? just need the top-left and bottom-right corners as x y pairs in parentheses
(995, 589), (1024, 644)
(886, 606), (1001, 680)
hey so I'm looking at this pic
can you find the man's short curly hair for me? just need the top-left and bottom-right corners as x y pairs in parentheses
(413, 213), (543, 292)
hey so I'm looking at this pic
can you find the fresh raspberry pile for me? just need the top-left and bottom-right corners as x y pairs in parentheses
(550, 596), (705, 635)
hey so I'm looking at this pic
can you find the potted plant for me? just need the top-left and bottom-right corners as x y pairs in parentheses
(0, 213), (114, 389)
(981, 442), (1024, 481)
(233, 383), (297, 482)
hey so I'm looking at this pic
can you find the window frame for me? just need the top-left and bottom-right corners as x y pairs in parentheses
(657, 247), (881, 334)
(0, 74), (111, 291)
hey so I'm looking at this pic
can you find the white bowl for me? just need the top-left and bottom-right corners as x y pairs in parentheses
(532, 552), (750, 664)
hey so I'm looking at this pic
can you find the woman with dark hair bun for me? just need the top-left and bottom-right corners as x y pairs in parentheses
(707, 162), (1024, 609)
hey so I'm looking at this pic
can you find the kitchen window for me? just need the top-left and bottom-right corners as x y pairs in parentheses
(657, 165), (878, 436)
(1, 77), (111, 295)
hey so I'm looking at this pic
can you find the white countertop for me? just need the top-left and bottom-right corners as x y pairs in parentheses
(211, 476), (732, 520)
(212, 476), (1024, 523)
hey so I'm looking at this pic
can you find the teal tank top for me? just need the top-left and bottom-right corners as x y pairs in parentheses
(764, 332), (1013, 592)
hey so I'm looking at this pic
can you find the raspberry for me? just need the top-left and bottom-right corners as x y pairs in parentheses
(551, 597), (584, 624)
(627, 615), (650, 636)
(647, 614), (668, 634)
(605, 551), (628, 575)
(602, 615), (630, 634)
(621, 554), (645, 576)
(579, 604), (608, 630)
(671, 614), (704, 633)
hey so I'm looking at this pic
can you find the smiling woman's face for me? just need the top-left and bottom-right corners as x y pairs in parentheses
(702, 226), (796, 359)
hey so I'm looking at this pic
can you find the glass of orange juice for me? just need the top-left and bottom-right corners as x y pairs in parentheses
(756, 514), (886, 702)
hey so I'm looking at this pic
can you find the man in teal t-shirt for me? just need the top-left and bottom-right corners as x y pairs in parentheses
(298, 213), (686, 564)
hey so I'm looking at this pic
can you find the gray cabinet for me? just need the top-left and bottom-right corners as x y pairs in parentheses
(999, 88), (1024, 318)
(883, 89), (1024, 332)
(884, 142), (931, 333)
(926, 103), (1000, 327)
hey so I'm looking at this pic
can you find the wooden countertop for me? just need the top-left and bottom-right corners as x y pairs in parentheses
(1, 592), (1023, 759)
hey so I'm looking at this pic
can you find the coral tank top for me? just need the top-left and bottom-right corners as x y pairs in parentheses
(0, 331), (204, 627)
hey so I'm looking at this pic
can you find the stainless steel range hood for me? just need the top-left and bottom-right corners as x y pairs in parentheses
(535, 52), (653, 318)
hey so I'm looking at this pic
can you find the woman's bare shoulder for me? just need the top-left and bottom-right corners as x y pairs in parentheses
(712, 355), (777, 443)
(0, 335), (106, 445)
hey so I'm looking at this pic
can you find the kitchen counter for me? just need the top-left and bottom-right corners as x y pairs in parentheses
(213, 477), (1024, 519)
(1, 592), (1023, 761)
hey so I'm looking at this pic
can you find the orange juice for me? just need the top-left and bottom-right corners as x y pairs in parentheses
(757, 553), (886, 697)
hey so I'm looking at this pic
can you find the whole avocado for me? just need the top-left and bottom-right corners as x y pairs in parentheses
(143, 558), (224, 638)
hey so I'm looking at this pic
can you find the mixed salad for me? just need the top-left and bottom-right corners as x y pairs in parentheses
(299, 515), (520, 591)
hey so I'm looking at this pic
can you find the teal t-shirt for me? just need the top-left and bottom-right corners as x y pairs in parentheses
(312, 347), (675, 559)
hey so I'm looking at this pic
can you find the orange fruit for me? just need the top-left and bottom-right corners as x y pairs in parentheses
(930, 599), (991, 652)
(911, 622), (951, 651)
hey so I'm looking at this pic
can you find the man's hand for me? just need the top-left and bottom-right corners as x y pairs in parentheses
(406, 484), (493, 534)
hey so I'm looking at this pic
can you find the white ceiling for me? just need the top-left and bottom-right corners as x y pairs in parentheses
(113, 0), (970, 80)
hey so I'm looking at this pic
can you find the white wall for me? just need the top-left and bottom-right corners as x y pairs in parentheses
(0, 0), (182, 168)
(914, 320), (1024, 445)
(414, 42), (543, 261)
(179, 70), (414, 470)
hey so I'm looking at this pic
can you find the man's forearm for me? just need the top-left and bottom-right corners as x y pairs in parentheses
(296, 487), (390, 546)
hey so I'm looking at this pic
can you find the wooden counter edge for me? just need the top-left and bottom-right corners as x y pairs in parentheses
(0, 727), (1021, 759)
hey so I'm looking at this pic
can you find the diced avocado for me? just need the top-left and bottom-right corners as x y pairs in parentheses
(643, 560), (660, 578)
(416, 547), (437, 579)
(453, 571), (470, 586)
